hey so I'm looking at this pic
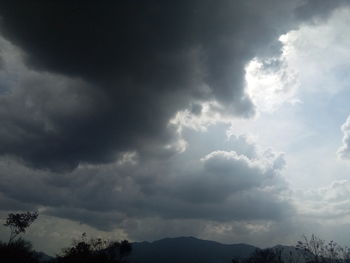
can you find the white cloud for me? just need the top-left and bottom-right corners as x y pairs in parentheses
(296, 180), (350, 219)
(245, 56), (300, 113)
(279, 7), (350, 95)
(245, 6), (350, 115)
(338, 116), (350, 159)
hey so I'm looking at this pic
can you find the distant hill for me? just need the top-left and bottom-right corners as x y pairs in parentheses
(33, 237), (306, 263)
(127, 236), (258, 263)
(36, 251), (53, 262)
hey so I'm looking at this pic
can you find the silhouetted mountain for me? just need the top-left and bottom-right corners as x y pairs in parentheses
(36, 251), (53, 262)
(15, 237), (310, 263)
(127, 236), (258, 263)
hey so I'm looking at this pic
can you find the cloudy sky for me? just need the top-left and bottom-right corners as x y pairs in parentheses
(1, 0), (350, 255)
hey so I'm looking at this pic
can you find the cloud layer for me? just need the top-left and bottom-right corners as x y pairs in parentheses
(0, 0), (308, 170)
(0, 0), (349, 255)
(0, 126), (292, 229)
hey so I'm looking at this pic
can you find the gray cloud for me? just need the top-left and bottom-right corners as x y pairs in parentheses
(0, 0), (349, 254)
(0, 126), (293, 231)
(0, 0), (315, 170)
(297, 180), (350, 219)
(295, 0), (349, 21)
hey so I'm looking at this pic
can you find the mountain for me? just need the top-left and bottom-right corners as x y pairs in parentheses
(36, 251), (53, 262)
(127, 236), (258, 263)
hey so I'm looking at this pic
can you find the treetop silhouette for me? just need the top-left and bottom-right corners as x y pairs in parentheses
(4, 211), (38, 243)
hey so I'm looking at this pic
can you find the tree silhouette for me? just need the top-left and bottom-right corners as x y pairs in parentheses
(57, 233), (132, 263)
(244, 248), (283, 263)
(0, 238), (39, 263)
(4, 211), (38, 244)
(296, 234), (350, 263)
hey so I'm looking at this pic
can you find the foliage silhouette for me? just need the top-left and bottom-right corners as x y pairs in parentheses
(243, 248), (283, 263)
(4, 211), (38, 243)
(296, 234), (350, 263)
(56, 233), (132, 263)
(0, 238), (40, 263)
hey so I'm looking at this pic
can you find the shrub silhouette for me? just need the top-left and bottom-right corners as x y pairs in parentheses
(244, 248), (283, 263)
(0, 238), (40, 263)
(296, 234), (350, 263)
(56, 233), (132, 263)
(0, 211), (40, 263)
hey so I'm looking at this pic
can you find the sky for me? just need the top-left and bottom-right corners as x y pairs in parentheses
(1, 0), (350, 255)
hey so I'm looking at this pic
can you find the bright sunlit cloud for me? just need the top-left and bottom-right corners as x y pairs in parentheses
(245, 55), (300, 113)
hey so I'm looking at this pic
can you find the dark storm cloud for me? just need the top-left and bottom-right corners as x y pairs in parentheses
(0, 193), (36, 211)
(0, 129), (293, 231)
(0, 0), (307, 170)
(295, 0), (349, 21)
(0, 0), (349, 247)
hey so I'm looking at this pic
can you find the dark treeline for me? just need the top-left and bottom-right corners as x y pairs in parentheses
(1, 212), (131, 263)
(235, 234), (350, 263)
(0, 235), (132, 263)
(2, 212), (350, 263)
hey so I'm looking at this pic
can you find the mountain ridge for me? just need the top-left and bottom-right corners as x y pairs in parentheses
(133, 236), (255, 247)
(128, 236), (258, 263)
(36, 236), (302, 263)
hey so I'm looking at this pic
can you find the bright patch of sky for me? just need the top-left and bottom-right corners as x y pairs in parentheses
(201, 7), (350, 245)
(232, 6), (350, 191)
